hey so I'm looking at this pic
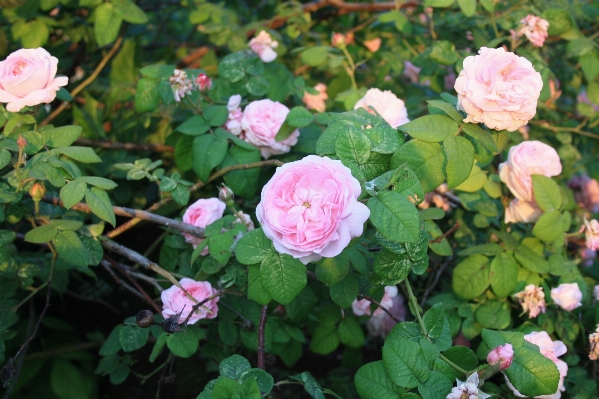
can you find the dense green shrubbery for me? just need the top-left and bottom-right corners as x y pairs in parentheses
(1, 0), (599, 398)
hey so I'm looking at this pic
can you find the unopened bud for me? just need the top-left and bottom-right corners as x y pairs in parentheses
(196, 73), (212, 91)
(487, 343), (514, 370)
(331, 33), (346, 48)
(219, 185), (235, 206)
(136, 310), (155, 328)
(29, 183), (45, 202)
(17, 135), (27, 149)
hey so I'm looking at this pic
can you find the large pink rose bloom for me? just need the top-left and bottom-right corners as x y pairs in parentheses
(454, 47), (543, 132)
(499, 141), (562, 203)
(161, 278), (219, 325)
(182, 198), (226, 254)
(0, 48), (68, 112)
(506, 331), (568, 399)
(353, 88), (410, 128)
(241, 99), (299, 159)
(256, 155), (370, 264)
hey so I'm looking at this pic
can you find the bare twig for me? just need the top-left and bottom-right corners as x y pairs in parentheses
(429, 222), (460, 244)
(420, 256), (454, 307)
(257, 305), (268, 370)
(75, 138), (175, 153)
(181, 291), (224, 326)
(529, 120), (599, 140)
(24, 341), (103, 361)
(100, 259), (148, 303)
(358, 294), (400, 323)
(177, 46), (210, 69)
(40, 37), (124, 127)
(65, 290), (120, 314)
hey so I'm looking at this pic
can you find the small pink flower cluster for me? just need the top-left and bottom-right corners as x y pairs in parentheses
(516, 15), (550, 47)
(353, 88), (410, 128)
(499, 141), (562, 224)
(169, 70), (212, 102)
(515, 283), (583, 318)
(302, 83), (328, 113)
(249, 31), (279, 63)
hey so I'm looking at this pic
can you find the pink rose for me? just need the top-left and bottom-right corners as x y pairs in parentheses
(225, 94), (244, 136)
(256, 155), (370, 264)
(366, 293), (406, 338)
(182, 198), (226, 254)
(195, 73), (212, 91)
(302, 83), (328, 113)
(487, 343), (514, 370)
(363, 38), (382, 52)
(353, 88), (410, 128)
(568, 174), (599, 213)
(0, 48), (68, 112)
(249, 31), (278, 63)
(454, 47), (543, 131)
(585, 219), (599, 250)
(506, 331), (567, 399)
(161, 278), (219, 325)
(517, 15), (550, 47)
(241, 99), (299, 159)
(352, 286), (398, 317)
(504, 199), (543, 224)
(499, 141), (562, 203)
(551, 283), (583, 311)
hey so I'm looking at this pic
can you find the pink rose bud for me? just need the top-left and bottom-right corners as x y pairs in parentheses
(218, 185), (234, 205)
(29, 182), (45, 202)
(195, 73), (212, 91)
(17, 135), (27, 149)
(487, 344), (514, 370)
(353, 88), (410, 128)
(331, 33), (347, 48)
(550, 283), (583, 311)
(454, 47), (543, 131)
(0, 48), (69, 112)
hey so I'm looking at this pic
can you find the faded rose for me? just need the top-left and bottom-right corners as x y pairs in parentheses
(551, 283), (583, 311)
(584, 219), (599, 250)
(302, 83), (328, 113)
(514, 284), (546, 318)
(504, 199), (543, 224)
(249, 31), (278, 63)
(517, 15), (550, 47)
(241, 99), (299, 159)
(256, 155), (370, 264)
(182, 198), (226, 254)
(225, 94), (244, 136)
(454, 47), (543, 131)
(499, 141), (562, 203)
(0, 48), (68, 112)
(161, 278), (219, 324)
(353, 88), (410, 128)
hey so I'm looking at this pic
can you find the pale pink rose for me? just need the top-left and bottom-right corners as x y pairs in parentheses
(506, 331), (567, 399)
(363, 38), (382, 52)
(498, 141), (562, 203)
(182, 198), (226, 254)
(302, 83), (328, 113)
(354, 88), (410, 128)
(256, 155), (370, 264)
(161, 278), (219, 325)
(487, 343), (514, 370)
(594, 285), (599, 301)
(568, 174), (599, 213)
(0, 48), (68, 112)
(241, 99), (299, 159)
(505, 199), (543, 224)
(585, 219), (599, 250)
(551, 283), (583, 311)
(403, 61), (421, 83)
(352, 286), (398, 317)
(249, 31), (278, 63)
(366, 293), (406, 338)
(514, 284), (546, 318)
(225, 94), (244, 136)
(454, 47), (543, 131)
(517, 15), (550, 47)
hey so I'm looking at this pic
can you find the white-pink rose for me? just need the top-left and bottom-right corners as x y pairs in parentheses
(256, 155), (370, 264)
(0, 48), (68, 112)
(517, 15), (550, 47)
(454, 47), (543, 132)
(505, 199), (543, 224)
(302, 83), (328, 113)
(161, 278), (219, 325)
(551, 283), (583, 311)
(499, 141), (562, 203)
(352, 286), (398, 317)
(507, 331), (567, 399)
(353, 88), (410, 128)
(225, 94), (244, 136)
(241, 99), (299, 159)
(584, 219), (599, 250)
(487, 343), (514, 370)
(182, 198), (226, 254)
(249, 31), (278, 63)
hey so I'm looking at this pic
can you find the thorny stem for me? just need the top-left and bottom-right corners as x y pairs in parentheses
(404, 279), (469, 377)
(258, 305), (268, 370)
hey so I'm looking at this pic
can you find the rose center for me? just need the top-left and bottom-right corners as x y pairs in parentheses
(302, 202), (311, 208)
(11, 61), (28, 75)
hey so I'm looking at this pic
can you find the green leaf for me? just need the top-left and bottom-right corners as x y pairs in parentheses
(193, 135), (228, 182)
(301, 46), (329, 66)
(135, 78), (160, 113)
(338, 316), (365, 348)
(335, 126), (371, 165)
(532, 175), (562, 212)
(51, 360), (92, 399)
(212, 377), (239, 399)
(42, 126), (82, 148)
(373, 249), (411, 285)
(315, 251), (350, 286)
(51, 220), (84, 231)
(399, 115), (459, 142)
(533, 210), (563, 242)
(119, 325), (149, 352)
(248, 265), (271, 305)
(112, 0), (149, 24)
(246, 76), (270, 97)
(99, 325), (123, 356)
(285, 106), (315, 128)
(260, 253), (307, 305)
(310, 323), (339, 355)
(0, 149), (10, 170)
(505, 346), (560, 397)
(94, 3), (122, 47)
(25, 224), (58, 243)
(514, 245), (550, 274)
(208, 231), (234, 265)
(177, 115), (210, 136)
(427, 100), (463, 124)
(77, 176), (118, 190)
(443, 136), (474, 189)
(55, 147), (102, 163)
(222, 146), (261, 199)
(354, 361), (403, 399)
(219, 354), (251, 379)
(452, 255), (490, 299)
(454, 164), (487, 192)
(53, 231), (89, 267)
(442, 346), (478, 371)
(490, 253), (518, 298)
(85, 187), (116, 226)
(235, 228), (275, 265)
(368, 191), (420, 243)
(457, 0), (476, 15)
(423, 304), (452, 350)
(149, 333), (167, 362)
(475, 300), (511, 329)
(391, 140), (446, 192)
(329, 273), (359, 308)
(383, 336), (430, 388)
(418, 370), (453, 399)
(204, 106), (229, 127)
(166, 326), (201, 357)
(175, 135), (194, 171)
(463, 125), (498, 153)
(364, 125), (404, 154)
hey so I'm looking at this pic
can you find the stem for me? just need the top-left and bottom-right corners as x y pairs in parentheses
(429, 222), (460, 243)
(181, 291), (224, 326)
(8, 282), (48, 312)
(341, 47), (358, 90)
(257, 305), (268, 370)
(490, 11), (499, 38)
(75, 138), (174, 153)
(359, 294), (400, 323)
(529, 121), (599, 140)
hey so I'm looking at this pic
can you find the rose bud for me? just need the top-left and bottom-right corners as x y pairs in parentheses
(487, 343), (514, 370)
(196, 73), (212, 91)
(17, 135), (27, 149)
(29, 183), (45, 202)
(218, 184), (235, 206)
